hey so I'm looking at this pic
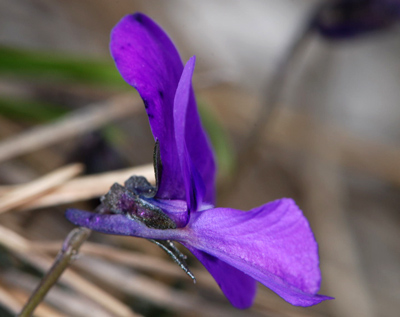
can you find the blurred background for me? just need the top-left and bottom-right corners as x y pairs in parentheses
(0, 0), (399, 316)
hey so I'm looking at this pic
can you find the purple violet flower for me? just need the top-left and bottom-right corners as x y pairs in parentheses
(314, 0), (400, 39)
(66, 13), (333, 308)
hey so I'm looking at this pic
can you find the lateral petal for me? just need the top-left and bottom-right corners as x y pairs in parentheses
(184, 198), (333, 306)
(184, 245), (257, 309)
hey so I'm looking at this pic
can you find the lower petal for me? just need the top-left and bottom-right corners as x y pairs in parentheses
(184, 245), (257, 309)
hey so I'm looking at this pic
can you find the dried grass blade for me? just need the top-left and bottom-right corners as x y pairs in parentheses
(0, 163), (83, 214)
(0, 284), (22, 315)
(0, 225), (140, 317)
(34, 240), (214, 285)
(16, 164), (154, 211)
(0, 94), (141, 163)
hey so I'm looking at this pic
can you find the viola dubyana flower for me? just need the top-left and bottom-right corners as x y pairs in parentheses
(66, 12), (332, 308)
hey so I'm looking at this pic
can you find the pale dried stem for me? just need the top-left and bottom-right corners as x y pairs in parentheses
(0, 75), (231, 167)
(0, 94), (141, 163)
(3, 270), (115, 317)
(0, 115), (64, 172)
(75, 257), (252, 317)
(0, 284), (22, 315)
(8, 287), (67, 317)
(34, 240), (214, 285)
(18, 227), (91, 317)
(0, 185), (17, 195)
(0, 163), (84, 214)
(10, 164), (155, 211)
(2, 107), (400, 215)
(267, 107), (400, 187)
(39, 241), (326, 316)
(9, 238), (323, 317)
(0, 225), (139, 317)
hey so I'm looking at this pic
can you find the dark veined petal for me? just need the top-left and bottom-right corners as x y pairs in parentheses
(174, 56), (206, 213)
(110, 13), (216, 204)
(183, 198), (333, 306)
(184, 245), (257, 309)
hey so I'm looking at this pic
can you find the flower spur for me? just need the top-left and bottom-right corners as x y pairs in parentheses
(66, 12), (332, 308)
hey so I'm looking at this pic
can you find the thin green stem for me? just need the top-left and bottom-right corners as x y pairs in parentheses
(18, 227), (91, 317)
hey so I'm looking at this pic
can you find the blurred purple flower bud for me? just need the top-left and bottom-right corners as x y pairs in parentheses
(314, 0), (400, 39)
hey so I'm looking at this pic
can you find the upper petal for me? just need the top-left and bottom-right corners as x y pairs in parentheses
(110, 13), (216, 204)
(183, 198), (333, 306)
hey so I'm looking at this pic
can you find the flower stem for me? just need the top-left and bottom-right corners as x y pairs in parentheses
(18, 227), (91, 317)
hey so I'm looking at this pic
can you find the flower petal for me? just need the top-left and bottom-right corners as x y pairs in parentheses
(184, 245), (257, 309)
(183, 198), (333, 306)
(174, 56), (206, 213)
(110, 13), (216, 204)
